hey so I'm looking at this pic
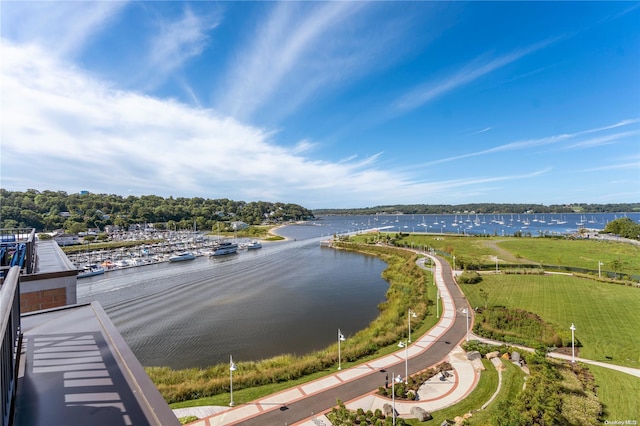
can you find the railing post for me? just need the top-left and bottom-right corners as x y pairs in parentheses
(0, 266), (22, 426)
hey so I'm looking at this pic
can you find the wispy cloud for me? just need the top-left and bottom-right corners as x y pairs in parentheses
(142, 7), (220, 89)
(470, 127), (492, 136)
(558, 130), (640, 150)
(215, 2), (360, 120)
(392, 38), (558, 112)
(215, 2), (423, 123)
(0, 2), (127, 58)
(414, 119), (640, 168)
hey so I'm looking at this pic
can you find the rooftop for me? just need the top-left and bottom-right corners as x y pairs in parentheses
(14, 302), (179, 426)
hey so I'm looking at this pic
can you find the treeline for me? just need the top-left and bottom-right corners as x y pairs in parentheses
(313, 202), (640, 216)
(0, 189), (314, 232)
(604, 217), (640, 240)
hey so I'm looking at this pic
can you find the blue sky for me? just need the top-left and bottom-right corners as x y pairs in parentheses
(1, 1), (639, 209)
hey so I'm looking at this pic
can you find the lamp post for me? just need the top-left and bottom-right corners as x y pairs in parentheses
(570, 323), (576, 363)
(436, 289), (440, 319)
(397, 341), (408, 384)
(453, 255), (456, 271)
(462, 308), (469, 341)
(391, 372), (397, 426)
(408, 308), (417, 342)
(229, 355), (237, 407)
(338, 329), (346, 370)
(598, 261), (603, 278)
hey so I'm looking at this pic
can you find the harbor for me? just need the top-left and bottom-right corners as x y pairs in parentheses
(69, 231), (261, 275)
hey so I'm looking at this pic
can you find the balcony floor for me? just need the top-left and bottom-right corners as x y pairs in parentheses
(14, 303), (179, 426)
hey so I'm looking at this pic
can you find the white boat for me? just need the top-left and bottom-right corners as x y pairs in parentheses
(246, 241), (262, 250)
(78, 264), (105, 278)
(209, 242), (238, 256)
(169, 252), (196, 262)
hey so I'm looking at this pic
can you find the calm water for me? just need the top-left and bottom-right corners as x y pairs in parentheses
(77, 212), (639, 369)
(77, 235), (389, 369)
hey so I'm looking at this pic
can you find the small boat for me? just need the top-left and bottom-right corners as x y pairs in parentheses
(209, 242), (238, 256)
(246, 240), (262, 250)
(78, 264), (105, 278)
(169, 252), (196, 262)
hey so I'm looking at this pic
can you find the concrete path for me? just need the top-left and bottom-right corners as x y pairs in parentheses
(469, 333), (640, 378)
(180, 252), (476, 425)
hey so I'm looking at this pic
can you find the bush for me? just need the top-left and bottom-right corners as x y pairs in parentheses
(457, 271), (482, 284)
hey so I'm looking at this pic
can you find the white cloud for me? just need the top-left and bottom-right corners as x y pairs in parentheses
(214, 2), (419, 123)
(142, 7), (220, 89)
(0, 40), (556, 208)
(0, 1), (127, 58)
(392, 38), (557, 112)
(411, 119), (640, 169)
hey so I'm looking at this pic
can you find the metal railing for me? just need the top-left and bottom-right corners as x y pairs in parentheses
(0, 228), (36, 276)
(0, 266), (22, 426)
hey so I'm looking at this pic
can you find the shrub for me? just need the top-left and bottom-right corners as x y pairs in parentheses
(457, 271), (482, 284)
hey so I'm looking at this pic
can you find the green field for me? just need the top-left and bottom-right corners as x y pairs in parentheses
(496, 238), (640, 276)
(461, 274), (640, 367)
(373, 233), (640, 276)
(589, 364), (640, 421)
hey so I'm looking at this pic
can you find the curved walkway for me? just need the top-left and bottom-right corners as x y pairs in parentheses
(181, 252), (475, 425)
(469, 333), (640, 378)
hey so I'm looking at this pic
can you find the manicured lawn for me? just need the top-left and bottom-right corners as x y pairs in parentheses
(466, 360), (526, 425)
(589, 364), (640, 421)
(461, 274), (640, 368)
(496, 238), (640, 276)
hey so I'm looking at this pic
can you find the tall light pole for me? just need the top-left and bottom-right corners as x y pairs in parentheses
(570, 323), (576, 363)
(462, 308), (469, 341)
(391, 373), (397, 426)
(229, 355), (237, 407)
(598, 261), (603, 278)
(436, 289), (440, 319)
(397, 341), (409, 383)
(337, 329), (346, 370)
(408, 308), (417, 342)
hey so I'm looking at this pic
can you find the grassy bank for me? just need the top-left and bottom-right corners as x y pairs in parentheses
(589, 364), (640, 421)
(151, 243), (436, 404)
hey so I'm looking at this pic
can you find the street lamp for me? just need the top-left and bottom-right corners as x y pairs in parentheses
(229, 355), (237, 407)
(338, 329), (346, 370)
(408, 308), (417, 342)
(453, 255), (456, 271)
(391, 372), (397, 426)
(570, 323), (576, 363)
(397, 341), (409, 384)
(462, 308), (469, 341)
(436, 289), (440, 319)
(598, 261), (603, 278)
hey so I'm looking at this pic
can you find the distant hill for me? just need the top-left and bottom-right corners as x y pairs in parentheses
(0, 189), (314, 232)
(313, 203), (640, 216)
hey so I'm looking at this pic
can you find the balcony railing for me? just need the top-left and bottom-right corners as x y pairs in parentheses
(0, 266), (21, 426)
(0, 229), (37, 276)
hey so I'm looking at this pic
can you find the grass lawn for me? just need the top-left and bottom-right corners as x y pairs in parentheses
(466, 360), (526, 425)
(589, 364), (640, 421)
(461, 274), (640, 368)
(496, 238), (640, 276)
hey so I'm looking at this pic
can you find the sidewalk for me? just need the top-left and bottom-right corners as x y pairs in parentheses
(469, 333), (640, 378)
(179, 253), (475, 425)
